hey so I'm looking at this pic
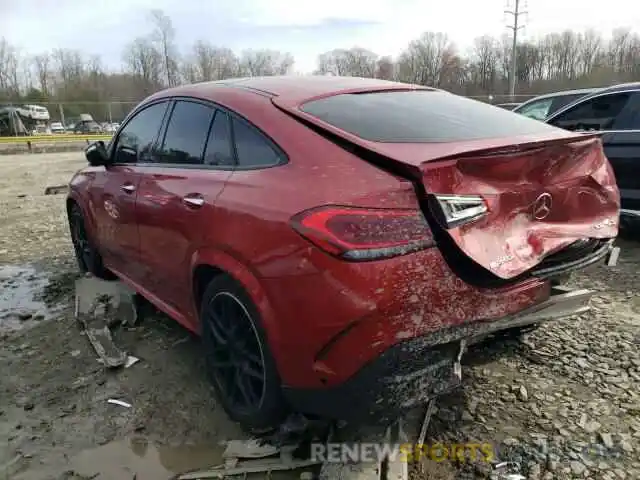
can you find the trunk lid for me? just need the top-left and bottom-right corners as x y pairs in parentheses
(275, 92), (620, 279)
(352, 135), (620, 279)
(414, 136), (620, 279)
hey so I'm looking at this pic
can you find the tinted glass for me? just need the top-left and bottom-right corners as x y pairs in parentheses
(614, 93), (640, 130)
(232, 118), (282, 167)
(115, 102), (168, 163)
(157, 101), (215, 165)
(550, 93), (631, 131)
(517, 98), (553, 120)
(300, 90), (558, 143)
(549, 94), (585, 114)
(204, 111), (234, 166)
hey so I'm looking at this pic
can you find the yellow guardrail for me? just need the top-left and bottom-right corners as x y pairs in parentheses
(0, 134), (112, 144)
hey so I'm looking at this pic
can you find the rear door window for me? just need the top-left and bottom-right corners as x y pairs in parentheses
(548, 93), (632, 132)
(299, 90), (558, 143)
(232, 118), (283, 167)
(156, 100), (215, 165)
(549, 94), (585, 115)
(204, 111), (235, 167)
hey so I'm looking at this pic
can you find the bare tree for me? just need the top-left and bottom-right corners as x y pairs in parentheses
(186, 41), (239, 82)
(397, 32), (455, 87)
(123, 37), (163, 94)
(375, 56), (395, 80)
(33, 54), (52, 97)
(149, 9), (179, 87)
(470, 36), (498, 91)
(316, 48), (378, 77)
(239, 50), (294, 76)
(0, 38), (21, 98)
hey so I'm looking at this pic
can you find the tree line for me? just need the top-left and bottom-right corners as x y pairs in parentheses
(1, 9), (640, 119)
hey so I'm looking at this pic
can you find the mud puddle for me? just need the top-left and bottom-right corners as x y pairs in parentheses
(0, 265), (59, 332)
(15, 437), (314, 480)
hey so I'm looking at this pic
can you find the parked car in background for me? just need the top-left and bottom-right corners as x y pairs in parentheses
(16, 104), (50, 121)
(50, 122), (65, 134)
(72, 113), (103, 134)
(67, 77), (620, 431)
(514, 88), (599, 121)
(74, 121), (102, 134)
(545, 82), (640, 229)
(102, 122), (120, 133)
(495, 102), (521, 110)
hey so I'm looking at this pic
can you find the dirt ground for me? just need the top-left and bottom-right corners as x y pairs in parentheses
(1, 152), (639, 480)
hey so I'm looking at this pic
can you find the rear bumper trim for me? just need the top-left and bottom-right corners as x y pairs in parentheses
(284, 285), (594, 424)
(531, 239), (614, 279)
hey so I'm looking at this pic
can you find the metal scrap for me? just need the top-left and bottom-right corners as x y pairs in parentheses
(490, 461), (526, 480)
(107, 399), (132, 408)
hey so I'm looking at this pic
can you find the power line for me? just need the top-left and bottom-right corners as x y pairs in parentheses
(505, 0), (527, 100)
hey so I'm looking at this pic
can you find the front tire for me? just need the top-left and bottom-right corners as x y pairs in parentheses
(68, 203), (113, 280)
(200, 275), (287, 432)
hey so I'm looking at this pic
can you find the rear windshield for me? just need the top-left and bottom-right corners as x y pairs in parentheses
(299, 90), (558, 143)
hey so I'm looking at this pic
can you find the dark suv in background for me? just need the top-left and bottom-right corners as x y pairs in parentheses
(545, 82), (640, 230)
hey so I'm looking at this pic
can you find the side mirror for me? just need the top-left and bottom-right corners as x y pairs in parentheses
(85, 141), (109, 167)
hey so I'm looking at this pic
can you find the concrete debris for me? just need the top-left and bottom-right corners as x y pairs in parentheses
(74, 276), (138, 368)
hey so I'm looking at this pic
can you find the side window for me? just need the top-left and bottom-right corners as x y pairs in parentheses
(232, 118), (282, 168)
(518, 99), (553, 121)
(204, 111), (234, 167)
(156, 101), (215, 165)
(549, 93), (631, 132)
(614, 93), (640, 130)
(114, 102), (168, 164)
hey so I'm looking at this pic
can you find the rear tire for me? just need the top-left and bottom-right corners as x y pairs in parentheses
(68, 203), (114, 280)
(200, 275), (288, 432)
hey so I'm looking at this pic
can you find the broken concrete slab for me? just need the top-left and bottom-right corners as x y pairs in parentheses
(74, 276), (138, 368)
(75, 275), (137, 326)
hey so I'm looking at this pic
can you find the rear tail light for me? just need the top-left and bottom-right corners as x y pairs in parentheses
(433, 194), (488, 229)
(290, 206), (434, 261)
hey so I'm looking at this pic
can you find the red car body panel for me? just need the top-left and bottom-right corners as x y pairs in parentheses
(67, 77), (619, 418)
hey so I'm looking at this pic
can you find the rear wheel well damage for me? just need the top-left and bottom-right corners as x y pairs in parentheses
(192, 264), (225, 313)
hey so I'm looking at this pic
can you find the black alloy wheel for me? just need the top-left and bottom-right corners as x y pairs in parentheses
(200, 275), (287, 432)
(68, 203), (113, 279)
(204, 291), (267, 412)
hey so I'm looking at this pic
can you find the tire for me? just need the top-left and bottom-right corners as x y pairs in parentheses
(68, 203), (114, 280)
(200, 275), (287, 432)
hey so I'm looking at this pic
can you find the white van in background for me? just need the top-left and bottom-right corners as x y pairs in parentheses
(16, 105), (50, 121)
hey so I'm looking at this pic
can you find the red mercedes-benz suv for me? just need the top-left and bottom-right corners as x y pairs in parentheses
(67, 76), (620, 431)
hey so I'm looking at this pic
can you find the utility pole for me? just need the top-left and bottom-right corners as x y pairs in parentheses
(505, 0), (527, 101)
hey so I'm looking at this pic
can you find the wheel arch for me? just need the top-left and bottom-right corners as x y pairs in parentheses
(190, 248), (281, 348)
(66, 192), (97, 239)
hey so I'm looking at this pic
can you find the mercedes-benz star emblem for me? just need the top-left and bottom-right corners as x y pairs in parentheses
(532, 193), (552, 220)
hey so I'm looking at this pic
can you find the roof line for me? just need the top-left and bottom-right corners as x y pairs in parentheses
(226, 84), (276, 98)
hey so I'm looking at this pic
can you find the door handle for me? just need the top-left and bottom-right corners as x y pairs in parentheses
(121, 184), (136, 194)
(182, 194), (204, 208)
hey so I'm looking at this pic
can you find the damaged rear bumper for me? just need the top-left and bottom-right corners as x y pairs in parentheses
(283, 285), (595, 424)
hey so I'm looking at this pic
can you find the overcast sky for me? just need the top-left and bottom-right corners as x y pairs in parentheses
(2, 0), (640, 73)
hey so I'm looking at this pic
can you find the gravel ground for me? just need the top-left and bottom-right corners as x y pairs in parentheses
(1, 152), (639, 480)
